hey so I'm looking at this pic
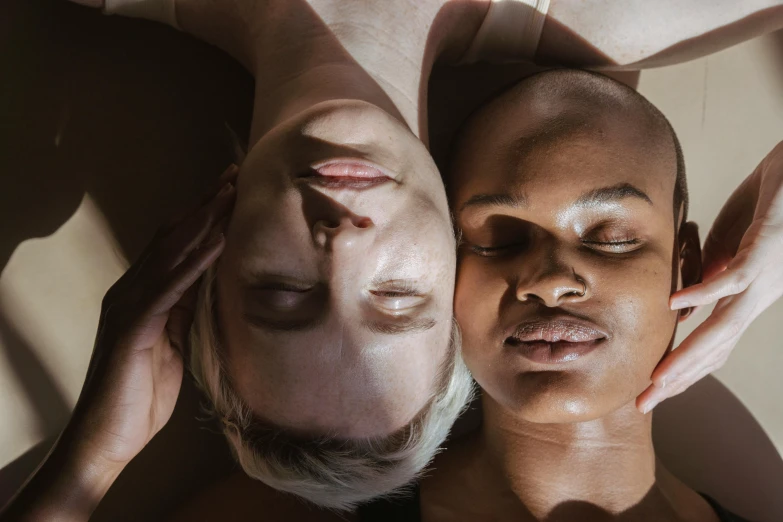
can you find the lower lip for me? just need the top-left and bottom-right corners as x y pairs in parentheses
(510, 340), (601, 364)
(313, 161), (390, 180)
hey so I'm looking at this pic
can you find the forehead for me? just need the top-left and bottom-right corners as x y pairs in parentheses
(452, 110), (677, 212)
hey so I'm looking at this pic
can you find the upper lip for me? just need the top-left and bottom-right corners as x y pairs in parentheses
(506, 315), (608, 344)
(299, 160), (395, 190)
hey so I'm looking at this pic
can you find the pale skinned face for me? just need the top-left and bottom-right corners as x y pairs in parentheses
(217, 100), (456, 438)
(450, 99), (700, 423)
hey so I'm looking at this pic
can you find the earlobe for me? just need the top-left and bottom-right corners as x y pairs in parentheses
(676, 221), (702, 323)
(679, 221), (702, 290)
(677, 306), (694, 322)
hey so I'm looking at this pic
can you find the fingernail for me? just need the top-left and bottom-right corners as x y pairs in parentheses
(217, 183), (234, 197)
(642, 400), (659, 414)
(221, 163), (238, 176)
(670, 299), (690, 310)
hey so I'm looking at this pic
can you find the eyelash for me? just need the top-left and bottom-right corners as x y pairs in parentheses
(469, 238), (642, 257)
(259, 283), (313, 293)
(582, 238), (642, 252)
(371, 281), (421, 297)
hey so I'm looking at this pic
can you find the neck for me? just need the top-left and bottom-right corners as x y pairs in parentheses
(176, 0), (486, 147)
(477, 396), (670, 520)
(234, 0), (484, 145)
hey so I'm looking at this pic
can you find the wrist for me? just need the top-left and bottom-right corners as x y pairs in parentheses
(56, 419), (129, 482)
(1, 431), (126, 522)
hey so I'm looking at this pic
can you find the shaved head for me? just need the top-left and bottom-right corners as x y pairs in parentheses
(450, 69), (687, 220)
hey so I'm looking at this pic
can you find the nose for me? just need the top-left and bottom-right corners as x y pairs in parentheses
(515, 253), (589, 307)
(313, 215), (375, 251)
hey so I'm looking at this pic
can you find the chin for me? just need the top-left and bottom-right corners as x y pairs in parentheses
(506, 372), (618, 424)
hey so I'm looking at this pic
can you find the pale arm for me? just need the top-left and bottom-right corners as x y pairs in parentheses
(537, 0), (783, 69)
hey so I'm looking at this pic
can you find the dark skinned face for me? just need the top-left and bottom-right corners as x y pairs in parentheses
(450, 100), (701, 423)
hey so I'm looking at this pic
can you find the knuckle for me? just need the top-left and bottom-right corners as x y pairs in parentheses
(731, 271), (752, 293)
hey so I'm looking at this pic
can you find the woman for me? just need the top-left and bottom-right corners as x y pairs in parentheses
(13, 0), (783, 512)
(414, 69), (759, 521)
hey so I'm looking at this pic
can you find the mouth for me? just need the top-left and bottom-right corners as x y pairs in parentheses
(505, 316), (608, 364)
(302, 160), (394, 189)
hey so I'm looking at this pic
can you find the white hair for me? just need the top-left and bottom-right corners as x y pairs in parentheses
(189, 267), (474, 510)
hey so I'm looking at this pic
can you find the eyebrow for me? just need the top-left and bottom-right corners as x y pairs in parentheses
(460, 183), (652, 213)
(574, 183), (652, 206)
(460, 192), (527, 212)
(362, 317), (437, 335)
(244, 313), (326, 333)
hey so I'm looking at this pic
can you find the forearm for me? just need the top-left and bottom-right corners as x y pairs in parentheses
(536, 0), (783, 69)
(0, 427), (123, 522)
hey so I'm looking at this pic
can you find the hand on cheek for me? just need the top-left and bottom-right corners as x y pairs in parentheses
(637, 140), (783, 413)
(68, 164), (237, 467)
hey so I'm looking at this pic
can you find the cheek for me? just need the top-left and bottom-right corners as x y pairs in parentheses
(594, 258), (678, 388)
(454, 258), (506, 366)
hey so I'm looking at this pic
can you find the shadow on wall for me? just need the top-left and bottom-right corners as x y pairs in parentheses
(654, 375), (783, 522)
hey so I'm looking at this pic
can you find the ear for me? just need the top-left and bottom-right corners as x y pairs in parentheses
(677, 221), (702, 322)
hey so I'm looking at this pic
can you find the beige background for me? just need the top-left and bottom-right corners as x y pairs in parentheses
(0, 1), (781, 519)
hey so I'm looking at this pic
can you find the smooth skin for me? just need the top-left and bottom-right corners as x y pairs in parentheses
(422, 70), (722, 522)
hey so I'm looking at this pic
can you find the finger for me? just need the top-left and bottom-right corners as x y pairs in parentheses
(113, 233), (224, 353)
(656, 297), (749, 383)
(669, 250), (758, 310)
(200, 164), (239, 206)
(638, 295), (755, 412)
(636, 383), (657, 413)
(636, 358), (717, 414)
(669, 260), (754, 310)
(139, 184), (235, 278)
(155, 164), (238, 237)
(167, 284), (199, 358)
(144, 231), (225, 318)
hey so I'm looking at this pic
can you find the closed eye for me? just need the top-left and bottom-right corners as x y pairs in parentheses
(581, 238), (642, 253)
(468, 243), (525, 257)
(369, 280), (428, 311)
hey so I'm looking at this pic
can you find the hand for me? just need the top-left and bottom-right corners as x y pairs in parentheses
(637, 141), (783, 413)
(65, 165), (237, 467)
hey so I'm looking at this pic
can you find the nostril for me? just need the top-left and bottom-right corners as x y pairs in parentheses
(315, 219), (341, 230)
(355, 217), (373, 229)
